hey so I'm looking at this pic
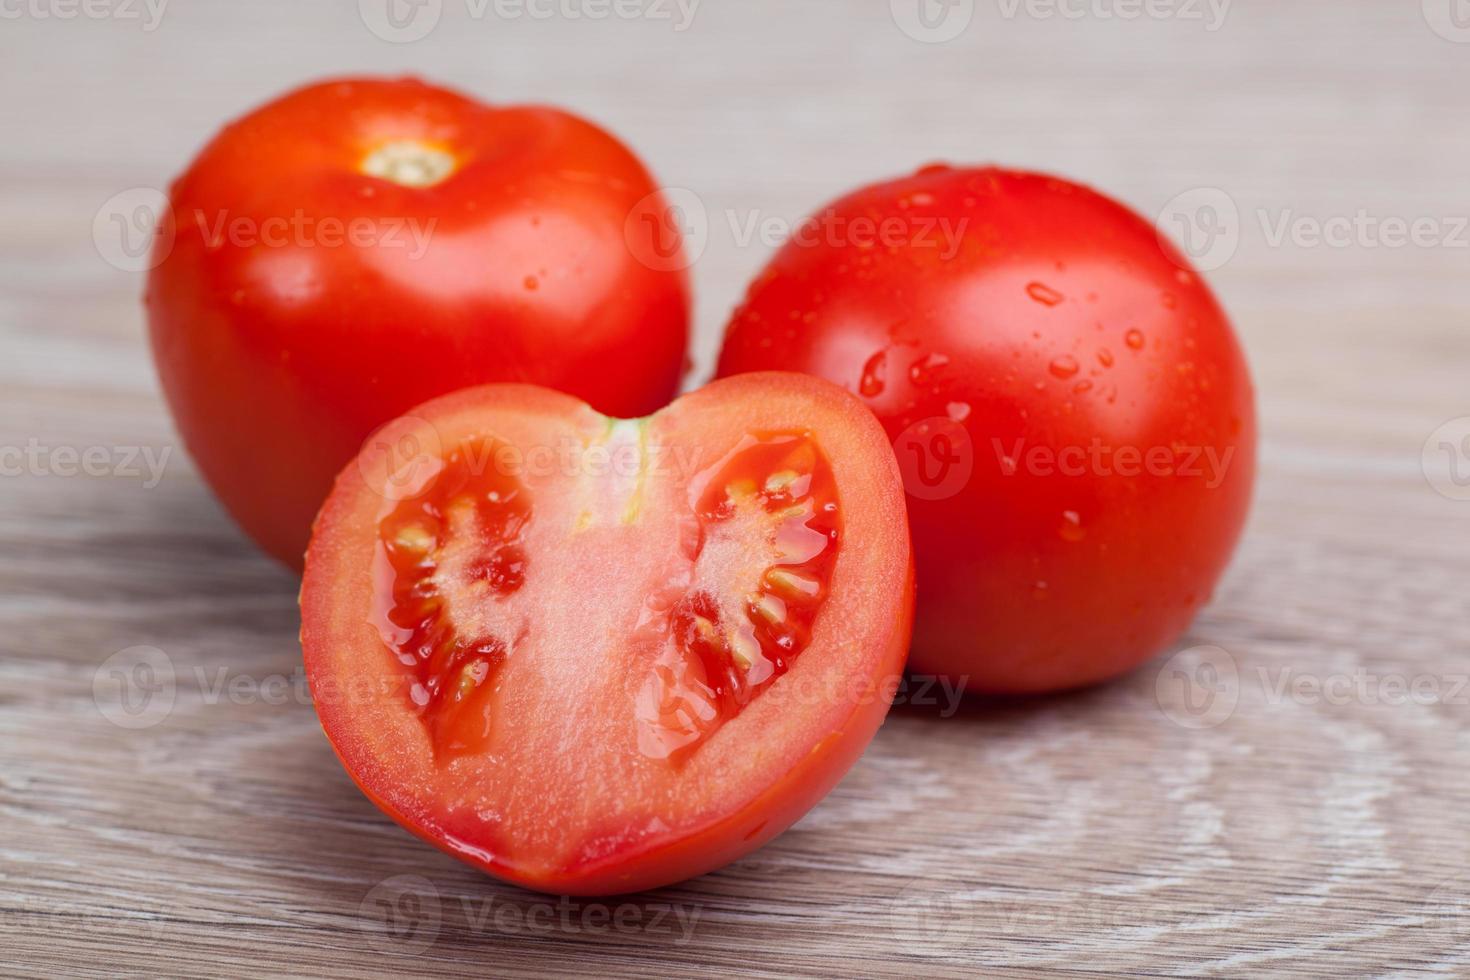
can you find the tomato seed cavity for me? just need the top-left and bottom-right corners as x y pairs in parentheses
(635, 433), (841, 763)
(373, 440), (530, 761)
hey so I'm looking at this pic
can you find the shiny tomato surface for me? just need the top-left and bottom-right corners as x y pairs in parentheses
(147, 77), (689, 569)
(300, 374), (913, 894)
(717, 166), (1255, 694)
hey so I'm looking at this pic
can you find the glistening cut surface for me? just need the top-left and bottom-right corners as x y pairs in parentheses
(369, 430), (842, 773)
(299, 376), (915, 893)
(636, 433), (841, 762)
(372, 440), (530, 760)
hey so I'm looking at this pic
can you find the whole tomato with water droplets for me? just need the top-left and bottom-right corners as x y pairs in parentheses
(717, 166), (1255, 694)
(147, 77), (689, 569)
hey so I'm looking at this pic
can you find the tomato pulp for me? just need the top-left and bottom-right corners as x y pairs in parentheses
(300, 374), (913, 894)
(147, 77), (690, 569)
(717, 166), (1255, 694)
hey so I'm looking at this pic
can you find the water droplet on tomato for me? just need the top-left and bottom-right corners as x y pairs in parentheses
(908, 352), (949, 387)
(1048, 355), (1080, 380)
(946, 401), (971, 422)
(859, 350), (887, 398)
(1125, 329), (1146, 351)
(1026, 282), (1064, 307)
(1059, 510), (1086, 542)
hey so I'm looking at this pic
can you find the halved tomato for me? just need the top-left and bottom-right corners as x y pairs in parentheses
(300, 373), (913, 894)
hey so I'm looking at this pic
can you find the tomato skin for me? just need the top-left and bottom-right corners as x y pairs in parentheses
(301, 374), (913, 894)
(147, 77), (689, 570)
(717, 167), (1255, 694)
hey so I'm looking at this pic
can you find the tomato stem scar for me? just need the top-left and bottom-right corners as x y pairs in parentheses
(361, 139), (457, 187)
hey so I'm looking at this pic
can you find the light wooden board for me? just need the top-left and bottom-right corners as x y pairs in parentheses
(3, 1), (1470, 975)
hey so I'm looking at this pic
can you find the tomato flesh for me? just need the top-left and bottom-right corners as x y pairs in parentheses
(301, 375), (912, 894)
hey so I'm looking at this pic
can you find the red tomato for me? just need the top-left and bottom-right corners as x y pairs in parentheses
(300, 374), (913, 894)
(717, 166), (1255, 694)
(146, 77), (689, 569)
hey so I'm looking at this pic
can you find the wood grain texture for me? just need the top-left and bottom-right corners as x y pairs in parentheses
(3, 1), (1469, 975)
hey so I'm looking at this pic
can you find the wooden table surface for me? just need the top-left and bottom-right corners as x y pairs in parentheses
(4, 1), (1469, 976)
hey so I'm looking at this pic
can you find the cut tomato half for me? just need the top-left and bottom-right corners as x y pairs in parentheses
(300, 373), (913, 894)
